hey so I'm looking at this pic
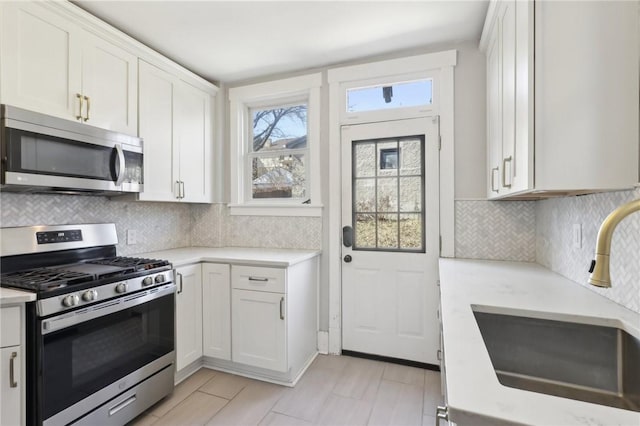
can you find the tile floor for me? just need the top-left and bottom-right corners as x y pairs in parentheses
(130, 355), (444, 426)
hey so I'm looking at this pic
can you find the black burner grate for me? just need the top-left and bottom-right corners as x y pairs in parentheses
(88, 257), (170, 271)
(1, 268), (93, 291)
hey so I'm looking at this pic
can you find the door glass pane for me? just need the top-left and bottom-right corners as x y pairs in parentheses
(377, 214), (399, 249)
(377, 178), (397, 212)
(352, 136), (425, 252)
(400, 214), (423, 250)
(354, 143), (376, 177)
(399, 177), (422, 212)
(354, 214), (376, 248)
(354, 179), (375, 213)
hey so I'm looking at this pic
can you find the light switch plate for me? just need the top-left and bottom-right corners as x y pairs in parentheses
(126, 229), (137, 245)
(572, 224), (582, 249)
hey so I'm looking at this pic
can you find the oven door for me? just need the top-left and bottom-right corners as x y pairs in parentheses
(32, 285), (175, 426)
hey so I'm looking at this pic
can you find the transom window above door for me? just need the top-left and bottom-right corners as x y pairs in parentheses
(346, 79), (433, 113)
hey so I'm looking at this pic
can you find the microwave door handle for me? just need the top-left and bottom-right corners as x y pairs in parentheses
(114, 143), (125, 186)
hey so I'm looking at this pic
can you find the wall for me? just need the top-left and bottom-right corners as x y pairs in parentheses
(537, 188), (640, 314)
(0, 193), (191, 256)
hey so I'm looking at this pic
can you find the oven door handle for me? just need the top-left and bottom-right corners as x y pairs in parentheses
(41, 284), (176, 335)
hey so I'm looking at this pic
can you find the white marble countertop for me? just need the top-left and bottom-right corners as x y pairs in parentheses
(134, 247), (321, 268)
(439, 258), (640, 426)
(0, 287), (36, 305)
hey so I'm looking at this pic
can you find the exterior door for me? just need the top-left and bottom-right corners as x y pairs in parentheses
(341, 117), (440, 364)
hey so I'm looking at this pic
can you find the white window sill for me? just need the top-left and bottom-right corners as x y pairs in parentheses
(228, 203), (324, 217)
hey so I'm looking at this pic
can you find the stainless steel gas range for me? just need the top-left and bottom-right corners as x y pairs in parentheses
(0, 223), (176, 426)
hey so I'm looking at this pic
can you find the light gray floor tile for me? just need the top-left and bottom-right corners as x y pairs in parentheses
(127, 412), (159, 426)
(272, 367), (342, 422)
(207, 381), (285, 426)
(199, 371), (252, 399)
(332, 357), (384, 401)
(423, 370), (444, 416)
(314, 394), (373, 426)
(367, 380), (424, 426)
(150, 368), (217, 417)
(382, 363), (426, 386)
(259, 412), (313, 426)
(308, 354), (350, 373)
(154, 391), (227, 426)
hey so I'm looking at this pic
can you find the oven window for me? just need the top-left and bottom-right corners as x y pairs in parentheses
(40, 293), (174, 420)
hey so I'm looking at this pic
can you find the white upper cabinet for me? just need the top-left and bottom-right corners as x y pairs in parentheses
(0, 2), (137, 135)
(138, 60), (213, 203)
(481, 0), (638, 199)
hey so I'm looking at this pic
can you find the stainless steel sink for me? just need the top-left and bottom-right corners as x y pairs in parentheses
(473, 310), (640, 412)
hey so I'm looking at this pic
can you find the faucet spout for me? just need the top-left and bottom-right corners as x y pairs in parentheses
(588, 198), (640, 288)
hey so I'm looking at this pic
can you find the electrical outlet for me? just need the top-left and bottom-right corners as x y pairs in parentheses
(572, 224), (582, 249)
(126, 229), (137, 245)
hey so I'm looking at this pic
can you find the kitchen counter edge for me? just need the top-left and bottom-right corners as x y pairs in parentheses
(1, 287), (37, 305)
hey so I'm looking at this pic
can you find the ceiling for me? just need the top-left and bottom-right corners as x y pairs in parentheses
(73, 1), (489, 84)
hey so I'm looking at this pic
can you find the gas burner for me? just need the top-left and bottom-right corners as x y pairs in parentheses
(1, 268), (93, 291)
(88, 256), (170, 271)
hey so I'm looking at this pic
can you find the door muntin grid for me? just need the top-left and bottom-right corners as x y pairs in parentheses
(351, 136), (426, 253)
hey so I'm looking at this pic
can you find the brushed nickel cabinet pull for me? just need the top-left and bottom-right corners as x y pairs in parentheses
(180, 181), (185, 199)
(175, 181), (181, 199)
(248, 277), (268, 282)
(9, 351), (17, 388)
(76, 94), (84, 120)
(83, 96), (90, 122)
(502, 156), (512, 188)
(491, 166), (499, 193)
(177, 272), (183, 294)
(279, 297), (284, 320)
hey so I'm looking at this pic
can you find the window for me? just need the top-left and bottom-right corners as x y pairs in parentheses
(379, 148), (398, 170)
(229, 73), (322, 216)
(250, 103), (308, 200)
(347, 79), (433, 113)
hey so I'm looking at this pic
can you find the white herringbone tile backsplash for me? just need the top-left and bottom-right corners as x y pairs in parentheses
(537, 188), (640, 314)
(455, 200), (536, 262)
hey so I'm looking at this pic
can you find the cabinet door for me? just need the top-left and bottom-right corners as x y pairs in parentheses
(0, 2), (82, 120)
(80, 30), (137, 135)
(500, 0), (516, 192)
(1, 346), (22, 426)
(486, 15), (502, 198)
(174, 80), (212, 203)
(175, 264), (203, 372)
(232, 289), (287, 372)
(138, 60), (178, 201)
(202, 264), (231, 360)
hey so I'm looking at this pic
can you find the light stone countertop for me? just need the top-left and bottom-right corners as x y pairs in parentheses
(134, 247), (321, 268)
(1, 287), (36, 305)
(439, 258), (640, 426)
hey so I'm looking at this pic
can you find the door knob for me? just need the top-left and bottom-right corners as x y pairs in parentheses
(344, 255), (352, 263)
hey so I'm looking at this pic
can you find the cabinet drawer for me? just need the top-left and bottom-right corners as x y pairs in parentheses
(1, 307), (20, 348)
(232, 266), (286, 293)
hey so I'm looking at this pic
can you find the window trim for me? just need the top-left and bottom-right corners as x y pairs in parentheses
(229, 73), (322, 216)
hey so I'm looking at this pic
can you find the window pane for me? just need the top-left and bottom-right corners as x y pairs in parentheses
(251, 104), (307, 152)
(354, 178), (375, 213)
(377, 178), (397, 212)
(399, 177), (422, 212)
(377, 214), (398, 249)
(354, 143), (376, 178)
(354, 214), (376, 249)
(252, 155), (306, 199)
(377, 141), (398, 177)
(399, 139), (422, 176)
(347, 80), (433, 113)
(399, 214), (423, 250)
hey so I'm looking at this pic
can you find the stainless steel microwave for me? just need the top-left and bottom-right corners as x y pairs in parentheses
(1, 104), (143, 195)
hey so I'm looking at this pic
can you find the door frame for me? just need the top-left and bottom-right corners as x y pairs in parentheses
(325, 50), (457, 355)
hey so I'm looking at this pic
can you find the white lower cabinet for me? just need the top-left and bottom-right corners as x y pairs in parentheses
(1, 305), (24, 426)
(202, 264), (231, 361)
(232, 289), (287, 372)
(175, 256), (319, 385)
(175, 264), (203, 371)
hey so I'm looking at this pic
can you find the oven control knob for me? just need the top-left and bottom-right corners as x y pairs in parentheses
(115, 282), (128, 294)
(142, 276), (153, 286)
(62, 294), (79, 307)
(155, 274), (165, 283)
(82, 290), (98, 302)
